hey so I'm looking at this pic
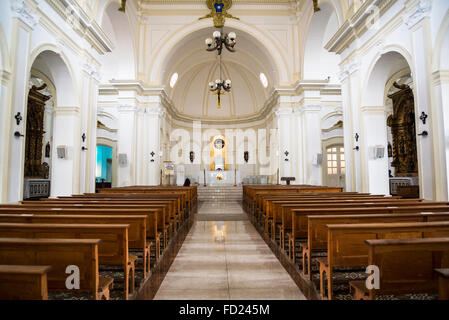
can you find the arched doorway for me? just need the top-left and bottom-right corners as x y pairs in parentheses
(362, 51), (418, 196)
(23, 50), (76, 199)
(386, 75), (419, 197)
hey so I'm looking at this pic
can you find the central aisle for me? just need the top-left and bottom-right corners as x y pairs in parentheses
(154, 202), (306, 300)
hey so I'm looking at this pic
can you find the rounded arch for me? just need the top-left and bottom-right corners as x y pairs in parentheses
(28, 45), (77, 107)
(433, 9), (449, 71)
(362, 46), (414, 107)
(302, 1), (342, 82)
(0, 25), (10, 72)
(100, 1), (137, 81)
(148, 19), (289, 86)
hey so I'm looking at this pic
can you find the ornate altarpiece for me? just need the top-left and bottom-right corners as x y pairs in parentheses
(387, 82), (418, 177)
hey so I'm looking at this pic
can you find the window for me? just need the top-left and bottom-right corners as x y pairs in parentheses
(327, 146), (345, 175)
(260, 73), (268, 88)
(170, 72), (178, 88)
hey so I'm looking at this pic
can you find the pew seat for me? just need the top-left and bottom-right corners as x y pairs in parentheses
(434, 268), (449, 300)
(349, 238), (449, 300)
(0, 238), (113, 300)
(0, 265), (51, 300)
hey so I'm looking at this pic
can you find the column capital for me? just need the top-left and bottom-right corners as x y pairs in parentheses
(275, 107), (293, 117)
(339, 58), (361, 81)
(145, 107), (165, 118)
(82, 61), (101, 82)
(404, 0), (432, 29)
(118, 104), (138, 113)
(11, 0), (39, 30)
(302, 105), (322, 112)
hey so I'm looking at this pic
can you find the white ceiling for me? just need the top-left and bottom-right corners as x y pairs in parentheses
(163, 27), (277, 120)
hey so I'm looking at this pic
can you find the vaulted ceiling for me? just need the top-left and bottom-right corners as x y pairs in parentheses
(163, 27), (278, 121)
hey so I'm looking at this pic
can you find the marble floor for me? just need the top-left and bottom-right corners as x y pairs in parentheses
(154, 201), (306, 300)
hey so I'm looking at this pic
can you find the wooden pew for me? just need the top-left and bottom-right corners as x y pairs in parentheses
(57, 195), (181, 224)
(434, 268), (449, 300)
(283, 203), (449, 253)
(0, 223), (134, 300)
(0, 206), (160, 249)
(268, 198), (422, 241)
(3, 204), (160, 267)
(97, 187), (193, 215)
(243, 186), (343, 216)
(0, 238), (112, 300)
(319, 221), (449, 299)
(43, 199), (176, 242)
(258, 193), (378, 223)
(0, 265), (51, 300)
(349, 238), (449, 300)
(301, 212), (449, 279)
(0, 214), (153, 275)
(285, 201), (449, 257)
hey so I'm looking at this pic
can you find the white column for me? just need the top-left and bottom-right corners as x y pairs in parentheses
(147, 107), (164, 185)
(0, 70), (11, 202)
(339, 60), (362, 192)
(135, 107), (145, 185)
(293, 109), (304, 184)
(275, 107), (293, 183)
(406, 1), (436, 199)
(79, 61), (99, 194)
(433, 70), (449, 200)
(6, 4), (38, 202)
(117, 105), (137, 187)
(360, 106), (389, 195)
(51, 107), (80, 197)
(302, 105), (322, 185)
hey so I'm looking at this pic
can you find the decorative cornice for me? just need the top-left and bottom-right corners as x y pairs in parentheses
(404, 0), (432, 29)
(45, 0), (113, 55)
(0, 70), (12, 85)
(360, 105), (386, 114)
(325, 0), (396, 55)
(275, 107), (293, 116)
(53, 106), (80, 115)
(83, 61), (101, 82)
(11, 0), (39, 30)
(432, 70), (449, 86)
(338, 59), (361, 82)
(118, 105), (138, 112)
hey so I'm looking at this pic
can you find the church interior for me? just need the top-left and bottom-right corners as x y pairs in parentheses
(1, 0), (449, 304)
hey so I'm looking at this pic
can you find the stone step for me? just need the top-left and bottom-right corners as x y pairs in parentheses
(197, 186), (243, 201)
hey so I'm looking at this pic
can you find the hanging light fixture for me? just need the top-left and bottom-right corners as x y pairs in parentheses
(205, 30), (237, 55)
(208, 57), (232, 109)
(205, 28), (237, 109)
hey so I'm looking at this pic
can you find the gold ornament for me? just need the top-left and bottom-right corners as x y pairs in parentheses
(313, 0), (321, 13)
(199, 0), (239, 28)
(119, 0), (126, 12)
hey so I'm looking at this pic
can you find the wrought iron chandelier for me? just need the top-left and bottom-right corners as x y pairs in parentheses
(205, 29), (237, 109)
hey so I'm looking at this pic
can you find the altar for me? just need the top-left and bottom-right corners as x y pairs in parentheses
(199, 170), (241, 186)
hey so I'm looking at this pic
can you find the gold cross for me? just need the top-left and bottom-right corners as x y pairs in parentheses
(212, 90), (226, 109)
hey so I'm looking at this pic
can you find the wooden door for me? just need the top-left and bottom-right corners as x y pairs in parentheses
(325, 145), (345, 189)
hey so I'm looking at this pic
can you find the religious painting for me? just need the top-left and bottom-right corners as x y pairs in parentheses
(214, 138), (225, 150)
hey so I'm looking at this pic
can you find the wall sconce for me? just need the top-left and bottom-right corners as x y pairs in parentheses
(244, 151), (249, 163)
(14, 112), (23, 125)
(419, 112), (428, 125)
